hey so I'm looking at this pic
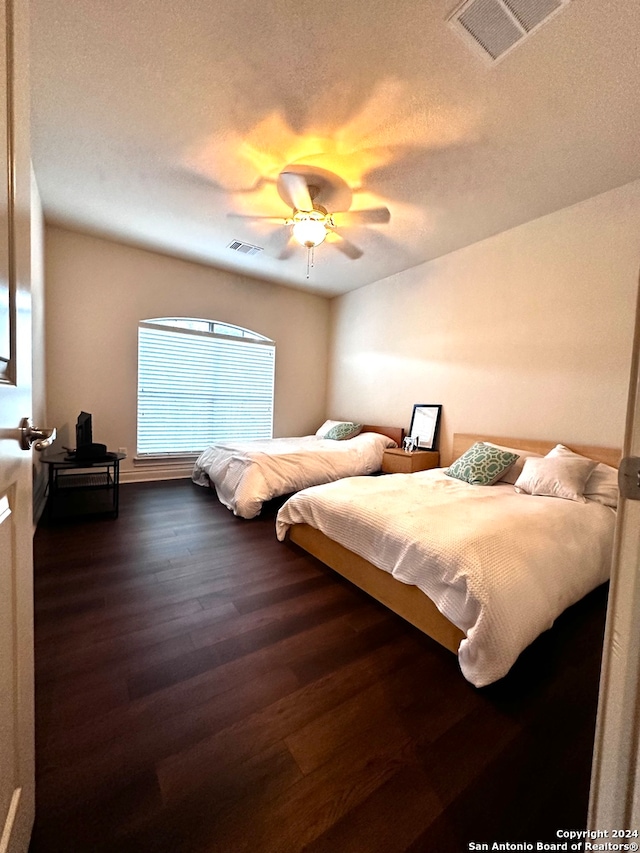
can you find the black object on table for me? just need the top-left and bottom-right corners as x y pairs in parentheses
(41, 451), (126, 521)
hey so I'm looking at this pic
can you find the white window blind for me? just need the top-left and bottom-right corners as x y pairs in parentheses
(137, 319), (275, 456)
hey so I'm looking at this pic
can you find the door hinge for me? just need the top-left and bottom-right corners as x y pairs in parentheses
(618, 456), (640, 500)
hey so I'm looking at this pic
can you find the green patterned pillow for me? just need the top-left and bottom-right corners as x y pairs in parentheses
(324, 422), (363, 441)
(446, 442), (519, 486)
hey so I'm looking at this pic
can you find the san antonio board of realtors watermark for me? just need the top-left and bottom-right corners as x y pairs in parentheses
(468, 829), (639, 851)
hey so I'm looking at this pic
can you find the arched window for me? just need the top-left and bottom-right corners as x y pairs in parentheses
(137, 318), (275, 456)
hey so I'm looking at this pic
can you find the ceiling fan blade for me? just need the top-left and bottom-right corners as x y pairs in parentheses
(268, 226), (296, 259)
(328, 232), (364, 260)
(279, 172), (314, 211)
(336, 206), (391, 225)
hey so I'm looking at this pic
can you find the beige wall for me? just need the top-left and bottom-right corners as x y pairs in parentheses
(44, 178), (640, 481)
(45, 227), (330, 480)
(328, 179), (640, 464)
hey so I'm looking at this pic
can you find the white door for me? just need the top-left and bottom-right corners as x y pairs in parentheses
(0, 2), (35, 852)
(589, 277), (640, 828)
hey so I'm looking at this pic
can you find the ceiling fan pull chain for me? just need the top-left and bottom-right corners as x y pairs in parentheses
(305, 245), (315, 279)
(307, 246), (315, 278)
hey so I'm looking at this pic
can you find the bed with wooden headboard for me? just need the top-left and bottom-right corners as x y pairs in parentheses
(278, 433), (621, 686)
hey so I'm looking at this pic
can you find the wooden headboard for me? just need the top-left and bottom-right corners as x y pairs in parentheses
(362, 424), (405, 447)
(452, 433), (621, 469)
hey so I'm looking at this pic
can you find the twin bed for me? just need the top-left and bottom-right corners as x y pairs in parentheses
(194, 429), (620, 687)
(192, 423), (403, 519)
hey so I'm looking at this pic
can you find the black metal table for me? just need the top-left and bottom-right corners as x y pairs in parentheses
(41, 451), (126, 521)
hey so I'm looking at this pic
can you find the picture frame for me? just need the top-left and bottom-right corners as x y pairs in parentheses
(408, 404), (442, 451)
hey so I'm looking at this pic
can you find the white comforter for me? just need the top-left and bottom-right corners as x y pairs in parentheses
(275, 469), (616, 687)
(192, 432), (395, 519)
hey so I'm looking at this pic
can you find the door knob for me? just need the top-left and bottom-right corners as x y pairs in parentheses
(19, 418), (57, 451)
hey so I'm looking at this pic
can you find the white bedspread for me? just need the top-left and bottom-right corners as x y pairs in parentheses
(275, 470), (615, 687)
(192, 432), (395, 519)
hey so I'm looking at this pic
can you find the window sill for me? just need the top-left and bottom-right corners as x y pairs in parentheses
(133, 454), (200, 467)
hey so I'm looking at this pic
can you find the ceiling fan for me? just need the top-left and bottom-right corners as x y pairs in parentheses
(230, 163), (391, 266)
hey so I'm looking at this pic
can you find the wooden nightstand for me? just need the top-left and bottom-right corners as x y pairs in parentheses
(382, 448), (440, 474)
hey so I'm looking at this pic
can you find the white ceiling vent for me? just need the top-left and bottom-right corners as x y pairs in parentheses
(227, 240), (263, 257)
(448, 0), (571, 63)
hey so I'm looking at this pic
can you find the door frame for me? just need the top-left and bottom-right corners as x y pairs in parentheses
(589, 275), (640, 827)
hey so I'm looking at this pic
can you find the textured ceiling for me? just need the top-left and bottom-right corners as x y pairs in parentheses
(30, 0), (640, 296)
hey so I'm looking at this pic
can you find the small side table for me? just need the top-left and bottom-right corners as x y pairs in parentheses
(41, 451), (126, 521)
(382, 448), (440, 474)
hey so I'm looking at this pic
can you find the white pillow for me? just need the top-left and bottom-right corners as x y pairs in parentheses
(315, 420), (344, 437)
(514, 455), (597, 502)
(484, 442), (543, 485)
(546, 444), (619, 508)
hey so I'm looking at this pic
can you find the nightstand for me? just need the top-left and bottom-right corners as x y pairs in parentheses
(382, 448), (440, 474)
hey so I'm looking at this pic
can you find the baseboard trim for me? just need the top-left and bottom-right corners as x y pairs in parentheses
(120, 467), (192, 484)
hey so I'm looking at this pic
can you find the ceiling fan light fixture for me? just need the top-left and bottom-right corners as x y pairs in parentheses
(292, 209), (328, 248)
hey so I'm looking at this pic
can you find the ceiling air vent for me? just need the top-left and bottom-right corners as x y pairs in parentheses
(448, 0), (571, 63)
(227, 240), (263, 257)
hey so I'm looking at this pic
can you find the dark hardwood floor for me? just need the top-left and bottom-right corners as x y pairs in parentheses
(29, 479), (608, 853)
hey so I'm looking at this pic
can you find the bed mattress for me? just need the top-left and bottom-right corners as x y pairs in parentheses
(276, 469), (615, 686)
(193, 432), (395, 519)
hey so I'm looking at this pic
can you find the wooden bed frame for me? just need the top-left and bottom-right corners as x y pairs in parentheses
(287, 433), (621, 654)
(362, 424), (404, 447)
